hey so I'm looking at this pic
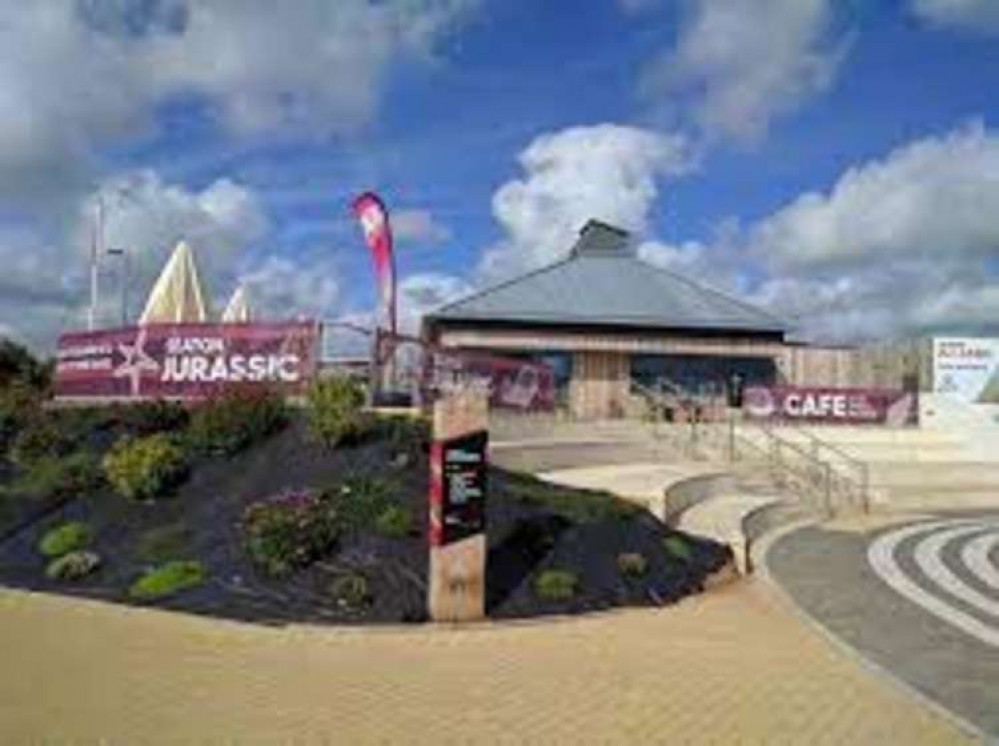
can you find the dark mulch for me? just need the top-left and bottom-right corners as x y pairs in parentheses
(0, 416), (731, 625)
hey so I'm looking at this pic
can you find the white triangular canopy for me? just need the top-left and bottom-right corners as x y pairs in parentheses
(221, 284), (252, 323)
(138, 241), (211, 325)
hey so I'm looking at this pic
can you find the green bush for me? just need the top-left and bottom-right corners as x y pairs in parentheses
(0, 338), (49, 390)
(186, 388), (287, 456)
(305, 375), (370, 448)
(374, 505), (413, 539)
(509, 474), (640, 524)
(663, 535), (692, 562)
(129, 560), (206, 600)
(103, 434), (188, 501)
(0, 383), (41, 454)
(242, 490), (341, 577)
(534, 569), (578, 601)
(38, 521), (93, 557)
(133, 522), (192, 564)
(117, 401), (190, 436)
(9, 419), (75, 468)
(6, 452), (104, 500)
(617, 552), (648, 578)
(45, 550), (101, 581)
(322, 475), (393, 532)
(329, 573), (372, 611)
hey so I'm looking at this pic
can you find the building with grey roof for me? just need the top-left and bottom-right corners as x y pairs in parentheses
(423, 220), (793, 419)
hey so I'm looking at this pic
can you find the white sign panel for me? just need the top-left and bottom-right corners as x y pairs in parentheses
(933, 338), (999, 403)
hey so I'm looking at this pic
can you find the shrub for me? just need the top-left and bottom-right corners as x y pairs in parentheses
(305, 375), (371, 448)
(374, 505), (413, 539)
(242, 490), (341, 577)
(103, 434), (187, 501)
(186, 388), (287, 457)
(617, 552), (648, 578)
(322, 475), (393, 532)
(45, 550), (101, 581)
(0, 338), (49, 390)
(377, 415), (430, 456)
(129, 560), (206, 600)
(509, 474), (640, 524)
(39, 521), (93, 557)
(0, 383), (41, 454)
(9, 419), (75, 468)
(117, 400), (190, 436)
(329, 573), (372, 611)
(663, 535), (692, 562)
(534, 569), (578, 601)
(134, 522), (192, 564)
(8, 452), (104, 500)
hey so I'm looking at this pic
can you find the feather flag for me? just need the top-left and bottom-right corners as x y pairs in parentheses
(352, 192), (397, 336)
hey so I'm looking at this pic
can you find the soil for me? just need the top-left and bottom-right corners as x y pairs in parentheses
(0, 416), (731, 625)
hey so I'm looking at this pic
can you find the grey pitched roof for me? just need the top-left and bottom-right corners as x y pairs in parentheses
(428, 221), (786, 334)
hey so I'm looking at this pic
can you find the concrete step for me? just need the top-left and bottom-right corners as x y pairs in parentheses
(677, 493), (786, 574)
(866, 461), (999, 488)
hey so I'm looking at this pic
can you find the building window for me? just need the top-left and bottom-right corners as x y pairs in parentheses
(499, 350), (573, 406)
(630, 354), (776, 400)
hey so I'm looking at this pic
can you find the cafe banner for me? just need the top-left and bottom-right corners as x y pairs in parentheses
(54, 321), (319, 400)
(743, 386), (918, 426)
(933, 337), (999, 404)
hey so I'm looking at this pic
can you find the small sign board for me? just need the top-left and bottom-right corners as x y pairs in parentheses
(430, 430), (487, 547)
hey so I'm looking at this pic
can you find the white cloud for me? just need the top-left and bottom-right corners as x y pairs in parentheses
(399, 272), (472, 328)
(85, 170), (269, 297)
(240, 254), (341, 322)
(660, 123), (999, 343)
(0, 1), (478, 197)
(0, 171), (269, 348)
(392, 209), (452, 244)
(481, 124), (692, 281)
(750, 121), (999, 270)
(911, 0), (999, 34)
(641, 0), (849, 142)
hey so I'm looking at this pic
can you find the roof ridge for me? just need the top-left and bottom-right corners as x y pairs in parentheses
(430, 254), (576, 316)
(635, 254), (787, 328)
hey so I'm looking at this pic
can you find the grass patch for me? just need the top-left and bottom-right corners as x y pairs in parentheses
(374, 505), (412, 539)
(507, 473), (639, 524)
(46, 550), (101, 581)
(322, 475), (394, 532)
(329, 573), (372, 611)
(534, 569), (578, 601)
(134, 522), (192, 564)
(129, 560), (207, 600)
(1, 452), (104, 502)
(663, 535), (692, 562)
(38, 521), (93, 557)
(616, 552), (648, 578)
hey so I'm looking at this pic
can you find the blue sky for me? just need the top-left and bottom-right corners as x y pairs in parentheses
(2, 0), (999, 348)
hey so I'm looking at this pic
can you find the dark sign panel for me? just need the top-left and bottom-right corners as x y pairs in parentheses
(54, 322), (319, 400)
(744, 386), (919, 426)
(429, 430), (487, 547)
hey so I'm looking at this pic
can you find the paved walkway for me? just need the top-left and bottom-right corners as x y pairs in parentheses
(0, 581), (972, 744)
(767, 512), (999, 739)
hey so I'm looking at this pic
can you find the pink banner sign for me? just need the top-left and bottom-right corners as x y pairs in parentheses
(425, 349), (557, 412)
(54, 322), (319, 400)
(743, 386), (918, 426)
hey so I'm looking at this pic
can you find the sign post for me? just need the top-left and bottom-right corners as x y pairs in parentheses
(428, 390), (488, 622)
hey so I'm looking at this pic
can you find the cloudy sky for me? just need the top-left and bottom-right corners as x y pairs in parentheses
(2, 0), (999, 349)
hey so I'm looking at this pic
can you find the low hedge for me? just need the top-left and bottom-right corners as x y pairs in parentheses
(242, 490), (341, 577)
(186, 389), (287, 457)
(45, 550), (101, 581)
(38, 521), (93, 557)
(305, 376), (370, 448)
(129, 560), (206, 600)
(103, 434), (188, 501)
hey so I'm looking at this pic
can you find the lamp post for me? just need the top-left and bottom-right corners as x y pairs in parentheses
(106, 247), (128, 327)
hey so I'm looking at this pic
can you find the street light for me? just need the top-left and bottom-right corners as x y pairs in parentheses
(106, 247), (129, 327)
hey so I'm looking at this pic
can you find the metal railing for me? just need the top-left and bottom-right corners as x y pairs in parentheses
(679, 417), (871, 516)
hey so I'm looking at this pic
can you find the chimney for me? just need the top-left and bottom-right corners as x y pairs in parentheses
(570, 219), (631, 257)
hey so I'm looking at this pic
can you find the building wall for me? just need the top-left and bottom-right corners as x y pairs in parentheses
(431, 324), (929, 419)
